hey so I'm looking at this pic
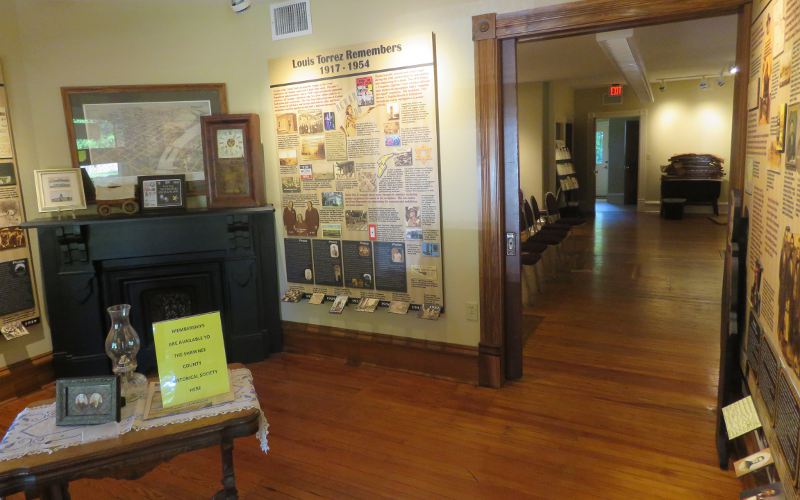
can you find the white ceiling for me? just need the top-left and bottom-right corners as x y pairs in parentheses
(516, 15), (738, 88)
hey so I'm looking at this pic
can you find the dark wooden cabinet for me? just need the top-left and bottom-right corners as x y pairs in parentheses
(23, 207), (282, 378)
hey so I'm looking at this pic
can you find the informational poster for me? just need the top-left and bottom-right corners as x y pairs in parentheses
(0, 62), (39, 333)
(269, 35), (444, 308)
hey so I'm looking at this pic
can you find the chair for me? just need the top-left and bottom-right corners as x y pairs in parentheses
(521, 251), (544, 303)
(544, 192), (585, 226)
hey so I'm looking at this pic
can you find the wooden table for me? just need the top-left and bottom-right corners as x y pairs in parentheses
(0, 381), (260, 499)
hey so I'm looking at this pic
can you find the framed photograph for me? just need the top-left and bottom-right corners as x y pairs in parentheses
(33, 168), (87, 213)
(61, 84), (228, 195)
(56, 375), (121, 425)
(137, 174), (186, 212)
(201, 113), (265, 208)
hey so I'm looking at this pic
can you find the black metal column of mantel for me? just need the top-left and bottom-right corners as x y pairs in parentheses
(23, 207), (282, 378)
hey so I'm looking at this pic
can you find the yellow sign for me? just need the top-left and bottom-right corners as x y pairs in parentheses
(152, 311), (230, 408)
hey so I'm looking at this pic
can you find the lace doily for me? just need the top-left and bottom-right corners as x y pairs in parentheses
(0, 367), (268, 462)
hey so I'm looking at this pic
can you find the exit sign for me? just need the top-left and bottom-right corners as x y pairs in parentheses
(609, 84), (623, 97)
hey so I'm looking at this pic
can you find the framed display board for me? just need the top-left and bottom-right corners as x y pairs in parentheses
(0, 62), (40, 333)
(269, 34), (444, 310)
(61, 84), (227, 195)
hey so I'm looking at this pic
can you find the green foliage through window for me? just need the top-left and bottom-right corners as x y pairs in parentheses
(595, 131), (604, 164)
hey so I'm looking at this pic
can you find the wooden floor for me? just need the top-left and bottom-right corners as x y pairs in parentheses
(1, 208), (740, 499)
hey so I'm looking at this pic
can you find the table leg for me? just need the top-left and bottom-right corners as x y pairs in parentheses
(25, 482), (70, 500)
(214, 439), (238, 500)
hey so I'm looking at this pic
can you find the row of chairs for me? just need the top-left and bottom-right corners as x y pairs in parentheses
(518, 191), (585, 304)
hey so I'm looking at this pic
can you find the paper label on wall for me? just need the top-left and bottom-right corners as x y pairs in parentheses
(0, 63), (39, 331)
(152, 311), (230, 408)
(269, 34), (444, 308)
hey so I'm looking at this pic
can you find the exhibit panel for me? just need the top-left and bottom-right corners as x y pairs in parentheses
(0, 62), (39, 337)
(743, 0), (800, 495)
(269, 34), (444, 310)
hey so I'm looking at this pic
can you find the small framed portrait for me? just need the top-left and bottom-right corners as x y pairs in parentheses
(137, 175), (186, 212)
(56, 375), (121, 425)
(33, 168), (87, 213)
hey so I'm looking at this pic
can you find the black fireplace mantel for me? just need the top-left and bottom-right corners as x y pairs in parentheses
(23, 206), (282, 378)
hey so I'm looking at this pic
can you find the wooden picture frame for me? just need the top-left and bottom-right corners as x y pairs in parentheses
(201, 114), (265, 208)
(61, 84), (228, 196)
(56, 375), (121, 425)
(33, 168), (87, 213)
(137, 174), (186, 213)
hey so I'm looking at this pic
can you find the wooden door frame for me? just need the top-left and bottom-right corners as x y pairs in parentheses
(473, 0), (751, 387)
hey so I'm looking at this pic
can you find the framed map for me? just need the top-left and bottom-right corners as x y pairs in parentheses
(61, 84), (227, 195)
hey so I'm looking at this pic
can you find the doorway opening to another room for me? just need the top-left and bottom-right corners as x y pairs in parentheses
(593, 114), (641, 211)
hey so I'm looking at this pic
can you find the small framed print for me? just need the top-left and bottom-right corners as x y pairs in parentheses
(56, 375), (121, 425)
(33, 168), (87, 213)
(137, 174), (186, 212)
(201, 114), (265, 208)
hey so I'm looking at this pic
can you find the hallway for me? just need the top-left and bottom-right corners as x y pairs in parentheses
(0, 211), (739, 499)
(522, 209), (738, 497)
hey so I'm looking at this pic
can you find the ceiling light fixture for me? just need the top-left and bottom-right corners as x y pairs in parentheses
(596, 29), (655, 103)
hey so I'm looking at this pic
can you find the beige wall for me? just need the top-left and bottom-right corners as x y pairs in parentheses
(0, 0), (583, 368)
(519, 82), (544, 204)
(574, 78), (734, 211)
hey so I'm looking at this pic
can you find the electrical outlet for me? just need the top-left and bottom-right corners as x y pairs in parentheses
(465, 302), (479, 321)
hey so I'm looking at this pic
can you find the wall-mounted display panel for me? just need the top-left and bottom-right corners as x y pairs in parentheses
(269, 34), (444, 309)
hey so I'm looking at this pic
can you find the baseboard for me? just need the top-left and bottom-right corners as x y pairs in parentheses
(282, 321), (478, 384)
(0, 352), (54, 404)
(643, 200), (729, 214)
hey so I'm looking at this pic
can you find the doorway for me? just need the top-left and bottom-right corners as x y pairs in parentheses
(473, 1), (750, 389)
(594, 116), (640, 207)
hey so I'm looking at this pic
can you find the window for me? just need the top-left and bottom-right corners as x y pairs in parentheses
(595, 131), (605, 164)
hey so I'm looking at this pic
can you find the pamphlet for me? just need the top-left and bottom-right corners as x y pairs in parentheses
(308, 293), (326, 305)
(419, 304), (441, 320)
(281, 289), (304, 302)
(329, 295), (349, 314)
(733, 448), (773, 477)
(388, 301), (410, 314)
(722, 396), (762, 439)
(355, 298), (380, 312)
(739, 482), (785, 499)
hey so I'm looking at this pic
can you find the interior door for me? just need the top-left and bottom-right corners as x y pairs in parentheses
(624, 119), (640, 205)
(595, 119), (609, 197)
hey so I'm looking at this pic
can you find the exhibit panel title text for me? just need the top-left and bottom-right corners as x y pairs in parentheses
(291, 43), (404, 75)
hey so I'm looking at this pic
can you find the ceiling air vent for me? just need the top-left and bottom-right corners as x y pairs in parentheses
(271, 0), (312, 40)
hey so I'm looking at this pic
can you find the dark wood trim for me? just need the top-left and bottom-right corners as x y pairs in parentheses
(728, 2), (752, 192)
(282, 321), (479, 384)
(474, 0), (753, 388)
(494, 0), (749, 41)
(502, 38), (522, 381)
(0, 352), (54, 404)
(474, 36), (505, 388)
